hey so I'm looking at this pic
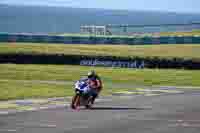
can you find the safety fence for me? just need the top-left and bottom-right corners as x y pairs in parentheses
(0, 33), (200, 44)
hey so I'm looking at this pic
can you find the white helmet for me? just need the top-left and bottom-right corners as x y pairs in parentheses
(87, 70), (96, 78)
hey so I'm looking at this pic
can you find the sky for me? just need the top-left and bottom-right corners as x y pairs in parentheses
(1, 0), (200, 13)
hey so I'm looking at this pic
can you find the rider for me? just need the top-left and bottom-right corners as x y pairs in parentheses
(86, 70), (103, 104)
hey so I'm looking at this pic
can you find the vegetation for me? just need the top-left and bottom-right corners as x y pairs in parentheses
(157, 30), (200, 37)
(1, 43), (200, 60)
(1, 42), (200, 100)
(51, 30), (200, 37)
(49, 29), (200, 37)
(0, 64), (199, 100)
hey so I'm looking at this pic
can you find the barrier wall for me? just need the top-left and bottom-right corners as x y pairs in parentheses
(0, 33), (200, 44)
(1, 53), (200, 69)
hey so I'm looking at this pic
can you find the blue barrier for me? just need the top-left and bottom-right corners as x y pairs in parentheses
(0, 33), (200, 44)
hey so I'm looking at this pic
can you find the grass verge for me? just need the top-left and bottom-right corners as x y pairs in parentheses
(0, 43), (200, 60)
(157, 30), (200, 37)
(0, 64), (200, 100)
(50, 30), (200, 37)
(0, 80), (112, 101)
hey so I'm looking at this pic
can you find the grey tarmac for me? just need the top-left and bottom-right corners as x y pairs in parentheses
(0, 89), (200, 133)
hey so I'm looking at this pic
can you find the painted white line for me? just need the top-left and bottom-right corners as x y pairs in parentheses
(63, 126), (89, 131)
(38, 124), (57, 128)
(153, 85), (200, 89)
(0, 104), (69, 115)
(0, 111), (9, 115)
(39, 107), (49, 110)
(118, 96), (135, 99)
(114, 118), (200, 123)
(16, 123), (57, 128)
(168, 119), (200, 123)
(24, 107), (38, 111)
(6, 130), (17, 132)
(145, 94), (162, 96)
(0, 129), (17, 132)
(136, 89), (183, 93)
(169, 123), (200, 128)
(45, 104), (69, 109)
(76, 126), (89, 129)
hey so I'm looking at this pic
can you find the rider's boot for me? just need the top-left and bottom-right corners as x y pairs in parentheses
(71, 104), (75, 109)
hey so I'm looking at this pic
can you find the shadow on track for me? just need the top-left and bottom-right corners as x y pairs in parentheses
(89, 107), (151, 111)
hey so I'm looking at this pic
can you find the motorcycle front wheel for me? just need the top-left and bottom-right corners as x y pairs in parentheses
(71, 94), (80, 109)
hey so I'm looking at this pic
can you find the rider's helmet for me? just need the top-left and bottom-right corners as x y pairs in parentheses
(87, 70), (96, 78)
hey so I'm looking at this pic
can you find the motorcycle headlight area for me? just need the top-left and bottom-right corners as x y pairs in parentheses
(75, 82), (90, 94)
(75, 88), (88, 95)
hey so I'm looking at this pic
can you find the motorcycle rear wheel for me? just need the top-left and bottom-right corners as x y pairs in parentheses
(84, 96), (93, 109)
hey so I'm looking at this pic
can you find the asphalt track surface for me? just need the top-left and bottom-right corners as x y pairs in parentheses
(1, 90), (200, 133)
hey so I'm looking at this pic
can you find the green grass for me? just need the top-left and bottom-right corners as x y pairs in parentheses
(48, 33), (156, 38)
(0, 79), (112, 101)
(48, 30), (200, 37)
(1, 43), (200, 60)
(0, 80), (70, 100)
(51, 33), (134, 38)
(0, 64), (200, 100)
(157, 30), (200, 37)
(0, 102), (18, 109)
(0, 42), (200, 100)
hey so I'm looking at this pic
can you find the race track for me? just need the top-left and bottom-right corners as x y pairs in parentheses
(1, 89), (200, 133)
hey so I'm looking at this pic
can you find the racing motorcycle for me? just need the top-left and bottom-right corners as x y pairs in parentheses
(70, 78), (94, 110)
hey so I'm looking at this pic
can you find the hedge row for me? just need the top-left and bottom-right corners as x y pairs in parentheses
(1, 33), (200, 44)
(0, 53), (200, 70)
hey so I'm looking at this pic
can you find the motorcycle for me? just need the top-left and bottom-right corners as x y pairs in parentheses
(70, 78), (94, 110)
